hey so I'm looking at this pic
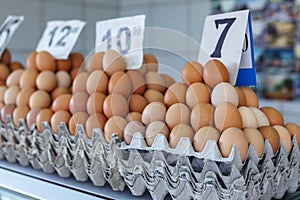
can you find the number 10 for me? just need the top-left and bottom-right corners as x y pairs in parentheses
(102, 27), (131, 55)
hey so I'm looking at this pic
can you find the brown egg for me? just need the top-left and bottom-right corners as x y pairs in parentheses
(56, 57), (71, 71)
(144, 89), (164, 103)
(235, 87), (246, 107)
(51, 110), (71, 133)
(128, 94), (147, 113)
(26, 51), (38, 69)
(51, 87), (71, 100)
(203, 59), (229, 88)
(161, 74), (175, 88)
(108, 71), (132, 97)
(0, 49), (11, 65)
(69, 112), (89, 135)
(85, 113), (107, 138)
(19, 68), (39, 89)
(36, 51), (56, 72)
(70, 52), (85, 69)
(36, 109), (53, 132)
(166, 103), (190, 130)
(243, 128), (265, 157)
(0, 80), (4, 86)
(26, 108), (42, 128)
(86, 70), (108, 95)
(103, 50), (126, 76)
(214, 102), (243, 132)
(193, 126), (220, 152)
(260, 106), (284, 126)
(138, 64), (147, 75)
(13, 106), (30, 126)
(126, 70), (146, 94)
(56, 71), (71, 88)
(0, 86), (7, 103)
(103, 93), (128, 118)
(72, 72), (89, 93)
(4, 85), (20, 105)
(145, 72), (166, 93)
(211, 82), (238, 107)
(285, 123), (300, 148)
(87, 92), (106, 115)
(169, 123), (194, 148)
(9, 61), (23, 71)
(16, 87), (35, 107)
(1, 104), (16, 123)
(126, 112), (142, 122)
(143, 54), (158, 72)
(0, 64), (10, 81)
(249, 107), (270, 127)
(185, 82), (210, 109)
(29, 90), (51, 109)
(164, 83), (187, 107)
(124, 121), (146, 144)
(70, 67), (81, 81)
(219, 127), (249, 161)
(258, 126), (280, 154)
(238, 106), (258, 128)
(52, 94), (72, 112)
(142, 102), (166, 125)
(240, 87), (259, 108)
(0, 102), (4, 111)
(36, 71), (57, 92)
(190, 103), (214, 132)
(182, 61), (203, 85)
(104, 116), (127, 142)
(69, 92), (89, 114)
(87, 52), (104, 72)
(273, 125), (292, 153)
(145, 121), (169, 146)
(6, 69), (24, 87)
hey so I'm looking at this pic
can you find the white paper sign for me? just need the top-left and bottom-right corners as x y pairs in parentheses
(95, 15), (146, 69)
(36, 20), (86, 59)
(198, 10), (256, 86)
(0, 15), (24, 57)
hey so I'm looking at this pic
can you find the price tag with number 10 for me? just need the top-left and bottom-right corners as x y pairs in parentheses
(198, 10), (256, 87)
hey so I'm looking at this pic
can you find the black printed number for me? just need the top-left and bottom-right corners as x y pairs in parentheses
(210, 17), (236, 58)
(48, 25), (72, 47)
(102, 27), (131, 55)
(0, 18), (20, 52)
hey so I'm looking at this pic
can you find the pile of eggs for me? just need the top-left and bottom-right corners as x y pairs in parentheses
(0, 48), (300, 162)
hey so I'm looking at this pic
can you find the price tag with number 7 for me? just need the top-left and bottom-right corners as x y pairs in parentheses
(198, 10), (256, 87)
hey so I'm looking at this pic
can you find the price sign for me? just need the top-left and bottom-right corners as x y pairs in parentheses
(36, 20), (86, 59)
(0, 15), (24, 57)
(96, 15), (146, 69)
(198, 10), (256, 87)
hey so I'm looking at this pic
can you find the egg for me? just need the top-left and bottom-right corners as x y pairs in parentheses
(36, 51), (56, 72)
(258, 126), (280, 154)
(240, 87), (259, 108)
(285, 123), (300, 148)
(108, 71), (132, 97)
(0, 86), (7, 103)
(219, 127), (249, 161)
(129, 94), (147, 113)
(26, 51), (38, 69)
(86, 70), (108, 95)
(1, 49), (11, 65)
(138, 64), (147, 75)
(26, 108), (42, 128)
(36, 108), (53, 132)
(164, 83), (187, 107)
(243, 128), (265, 157)
(238, 106), (258, 128)
(124, 121), (146, 144)
(29, 90), (51, 109)
(145, 72), (166, 93)
(104, 116), (127, 142)
(165, 103), (190, 130)
(56, 57), (71, 71)
(16, 87), (35, 107)
(0, 102), (3, 111)
(85, 113), (107, 138)
(69, 92), (89, 114)
(1, 104), (16, 123)
(103, 50), (126, 76)
(52, 94), (72, 112)
(13, 106), (30, 126)
(4, 85), (20, 105)
(0, 64), (10, 81)
(203, 59), (229, 88)
(56, 71), (71, 88)
(273, 125), (292, 153)
(87, 92), (106, 115)
(160, 74), (175, 88)
(211, 82), (238, 107)
(70, 52), (85, 69)
(103, 93), (128, 118)
(190, 103), (214, 132)
(70, 67), (81, 81)
(72, 71), (89, 93)
(145, 121), (169, 146)
(68, 112), (89, 135)
(182, 61), (203, 85)
(126, 112), (142, 122)
(185, 82), (210, 109)
(235, 87), (246, 107)
(143, 54), (158, 72)
(169, 123), (194, 148)
(126, 70), (146, 94)
(249, 107), (270, 127)
(6, 69), (24, 87)
(9, 61), (23, 71)
(19, 68), (39, 89)
(193, 126), (220, 152)
(51, 110), (71, 134)
(260, 106), (284, 126)
(87, 52), (104, 72)
(214, 102), (243, 132)
(51, 87), (71, 100)
(142, 102), (166, 125)
(36, 71), (57, 92)
(144, 89), (164, 103)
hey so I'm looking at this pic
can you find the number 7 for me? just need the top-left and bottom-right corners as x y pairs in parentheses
(210, 17), (236, 58)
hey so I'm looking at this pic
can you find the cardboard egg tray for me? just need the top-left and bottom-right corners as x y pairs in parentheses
(0, 115), (299, 199)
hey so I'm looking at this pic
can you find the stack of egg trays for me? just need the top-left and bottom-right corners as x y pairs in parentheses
(118, 132), (300, 200)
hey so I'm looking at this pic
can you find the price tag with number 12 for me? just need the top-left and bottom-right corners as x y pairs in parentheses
(198, 10), (256, 87)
